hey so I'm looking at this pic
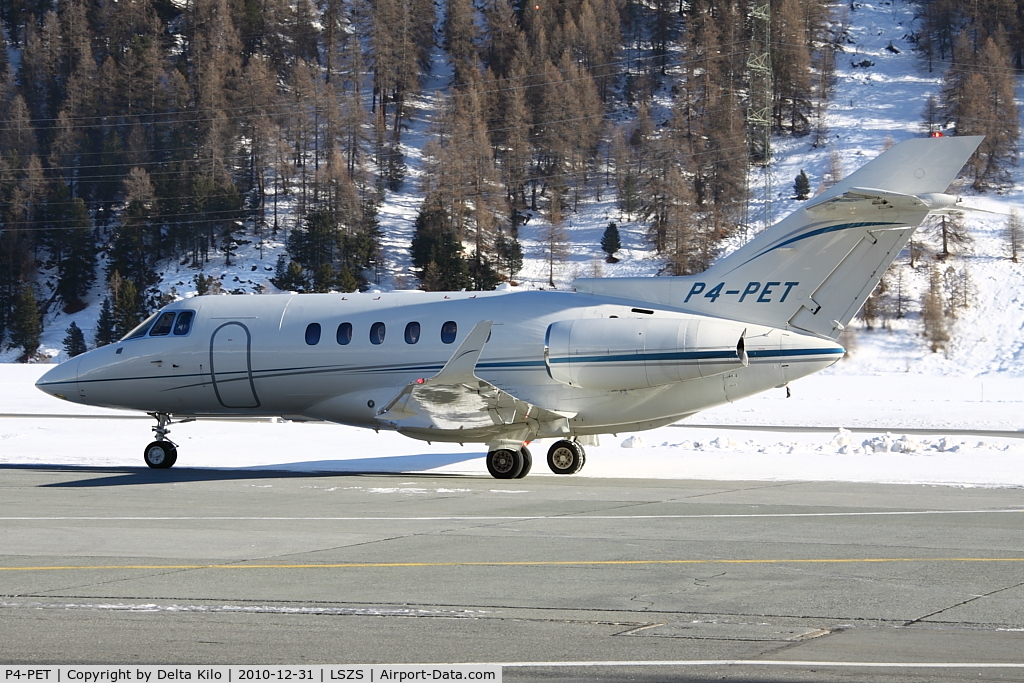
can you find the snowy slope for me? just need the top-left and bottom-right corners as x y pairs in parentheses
(6, 0), (1024, 384)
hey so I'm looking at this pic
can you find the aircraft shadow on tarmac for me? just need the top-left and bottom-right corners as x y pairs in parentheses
(4, 452), (483, 487)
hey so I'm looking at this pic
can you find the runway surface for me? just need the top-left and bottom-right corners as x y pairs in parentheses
(2, 465), (1023, 682)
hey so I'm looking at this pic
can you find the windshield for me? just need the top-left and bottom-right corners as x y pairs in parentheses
(121, 313), (159, 341)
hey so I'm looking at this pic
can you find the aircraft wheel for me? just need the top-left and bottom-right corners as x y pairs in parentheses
(515, 446), (533, 478)
(144, 441), (177, 469)
(486, 448), (523, 479)
(547, 440), (584, 475)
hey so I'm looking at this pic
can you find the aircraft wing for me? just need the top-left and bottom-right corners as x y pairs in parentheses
(376, 321), (575, 432)
(804, 186), (930, 215)
(804, 186), (996, 217)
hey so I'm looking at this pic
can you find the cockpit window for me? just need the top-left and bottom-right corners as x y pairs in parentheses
(173, 311), (195, 336)
(149, 312), (177, 337)
(122, 313), (158, 341)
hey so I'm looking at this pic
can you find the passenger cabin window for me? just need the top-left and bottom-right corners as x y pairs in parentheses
(173, 311), (194, 336)
(370, 322), (386, 345)
(441, 321), (457, 344)
(305, 323), (322, 345)
(405, 322), (421, 344)
(149, 312), (177, 337)
(337, 322), (353, 345)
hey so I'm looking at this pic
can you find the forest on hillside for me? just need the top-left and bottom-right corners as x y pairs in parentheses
(0, 0), (1020, 358)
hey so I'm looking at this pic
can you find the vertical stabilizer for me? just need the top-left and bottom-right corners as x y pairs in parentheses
(574, 136), (983, 338)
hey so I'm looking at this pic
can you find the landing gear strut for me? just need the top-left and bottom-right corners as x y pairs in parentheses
(547, 440), (586, 475)
(143, 412), (193, 469)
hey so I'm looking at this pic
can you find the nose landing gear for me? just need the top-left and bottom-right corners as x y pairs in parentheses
(144, 412), (194, 469)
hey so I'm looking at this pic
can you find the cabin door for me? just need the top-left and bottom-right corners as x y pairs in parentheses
(210, 322), (260, 408)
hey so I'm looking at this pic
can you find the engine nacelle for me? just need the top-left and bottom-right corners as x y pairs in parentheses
(544, 317), (749, 391)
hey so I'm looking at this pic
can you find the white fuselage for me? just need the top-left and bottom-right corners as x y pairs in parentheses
(38, 288), (843, 444)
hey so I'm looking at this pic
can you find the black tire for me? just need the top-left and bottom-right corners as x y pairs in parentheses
(515, 446), (533, 478)
(144, 441), (177, 469)
(486, 448), (523, 479)
(547, 440), (584, 475)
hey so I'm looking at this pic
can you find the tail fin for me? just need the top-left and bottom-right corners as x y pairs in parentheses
(574, 135), (983, 339)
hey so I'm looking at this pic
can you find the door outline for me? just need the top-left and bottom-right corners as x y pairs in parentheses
(210, 322), (261, 408)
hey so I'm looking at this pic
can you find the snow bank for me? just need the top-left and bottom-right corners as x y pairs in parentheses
(3, 365), (1022, 487)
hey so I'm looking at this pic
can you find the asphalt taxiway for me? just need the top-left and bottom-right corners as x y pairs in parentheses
(1, 465), (1023, 682)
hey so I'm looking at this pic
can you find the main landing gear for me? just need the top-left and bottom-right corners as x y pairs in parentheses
(484, 440), (587, 478)
(546, 439), (586, 475)
(143, 412), (194, 469)
(485, 445), (532, 479)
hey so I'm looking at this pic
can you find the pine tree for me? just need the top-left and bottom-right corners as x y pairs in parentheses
(943, 265), (972, 314)
(826, 148), (844, 189)
(63, 321), (88, 357)
(772, 0), (812, 135)
(858, 281), (880, 330)
(921, 266), (950, 353)
(1006, 209), (1022, 263)
(109, 272), (143, 339)
(944, 33), (1020, 189)
(494, 229), (523, 281)
(271, 256), (310, 292)
(95, 297), (117, 347)
(54, 197), (97, 312)
(793, 170), (811, 200)
(921, 94), (942, 136)
(928, 215), (973, 259)
(601, 222), (621, 262)
(444, 0), (479, 85)
(410, 199), (473, 291)
(10, 284), (42, 360)
(541, 190), (569, 288)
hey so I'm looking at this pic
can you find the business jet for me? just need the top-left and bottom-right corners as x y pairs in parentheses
(36, 135), (983, 477)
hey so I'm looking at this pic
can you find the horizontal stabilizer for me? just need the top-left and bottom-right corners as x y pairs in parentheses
(813, 135), (984, 201)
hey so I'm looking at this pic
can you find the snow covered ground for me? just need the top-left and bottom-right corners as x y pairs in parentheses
(3, 365), (1022, 487)
(2, 2), (1024, 488)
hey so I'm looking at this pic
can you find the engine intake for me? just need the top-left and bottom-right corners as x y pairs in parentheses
(544, 317), (748, 391)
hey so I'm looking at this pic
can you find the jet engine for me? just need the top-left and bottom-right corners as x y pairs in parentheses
(544, 317), (749, 391)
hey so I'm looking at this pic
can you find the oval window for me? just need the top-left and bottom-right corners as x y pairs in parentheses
(370, 322), (386, 345)
(305, 323), (322, 345)
(441, 321), (457, 344)
(337, 322), (353, 345)
(404, 322), (421, 344)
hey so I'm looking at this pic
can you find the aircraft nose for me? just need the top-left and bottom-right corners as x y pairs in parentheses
(36, 356), (82, 402)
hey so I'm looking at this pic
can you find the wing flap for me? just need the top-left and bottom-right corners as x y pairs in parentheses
(804, 186), (929, 215)
(376, 321), (575, 432)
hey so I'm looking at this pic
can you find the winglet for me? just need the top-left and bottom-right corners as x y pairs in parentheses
(431, 320), (493, 383)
